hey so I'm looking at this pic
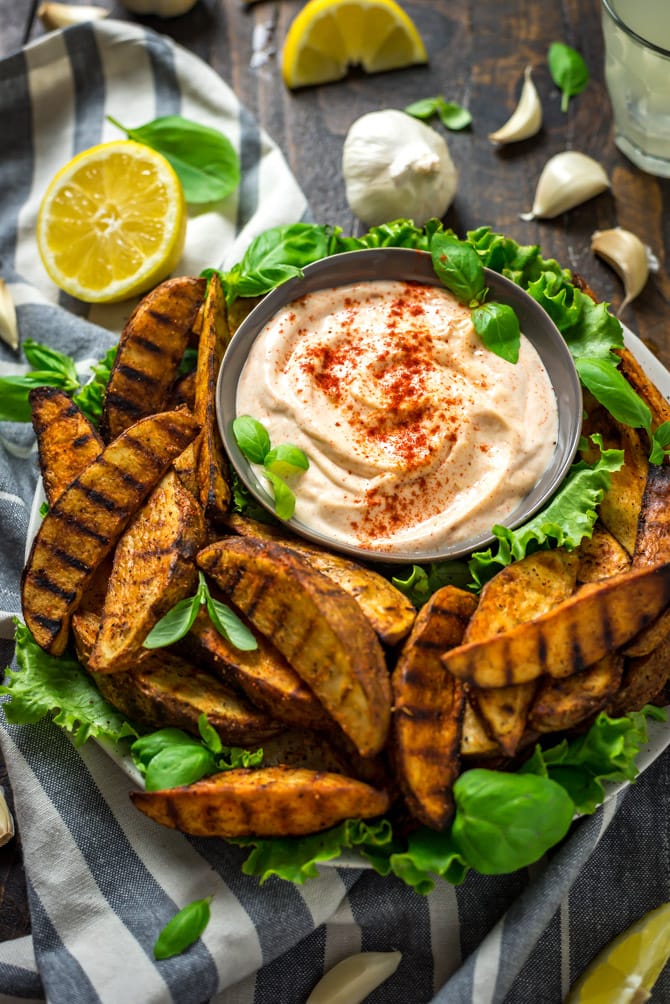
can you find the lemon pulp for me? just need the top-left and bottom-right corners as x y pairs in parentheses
(282, 0), (427, 89)
(37, 140), (186, 304)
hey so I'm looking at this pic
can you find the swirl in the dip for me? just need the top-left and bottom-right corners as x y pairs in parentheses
(236, 279), (558, 553)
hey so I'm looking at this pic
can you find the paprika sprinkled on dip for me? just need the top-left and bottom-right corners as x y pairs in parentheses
(235, 276), (559, 555)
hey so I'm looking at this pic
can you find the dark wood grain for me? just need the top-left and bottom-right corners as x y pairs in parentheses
(1, 0), (670, 946)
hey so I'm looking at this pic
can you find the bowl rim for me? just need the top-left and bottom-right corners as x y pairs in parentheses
(216, 247), (583, 565)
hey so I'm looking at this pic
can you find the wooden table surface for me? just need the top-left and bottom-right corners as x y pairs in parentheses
(1, 0), (669, 949)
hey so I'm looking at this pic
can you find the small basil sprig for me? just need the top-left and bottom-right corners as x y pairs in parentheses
(131, 713), (263, 791)
(548, 42), (589, 112)
(143, 571), (257, 651)
(154, 896), (213, 960)
(233, 415), (309, 521)
(405, 96), (472, 131)
(430, 233), (520, 363)
(107, 114), (240, 204)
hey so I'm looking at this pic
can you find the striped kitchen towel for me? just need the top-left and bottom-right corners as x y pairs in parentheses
(1, 17), (670, 1004)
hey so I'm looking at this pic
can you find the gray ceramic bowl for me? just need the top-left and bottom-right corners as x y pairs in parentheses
(216, 248), (582, 565)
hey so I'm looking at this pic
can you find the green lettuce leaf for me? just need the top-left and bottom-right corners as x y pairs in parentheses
(1, 621), (137, 746)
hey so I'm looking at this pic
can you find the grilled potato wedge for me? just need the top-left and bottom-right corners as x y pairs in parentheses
(30, 387), (103, 505)
(88, 470), (206, 673)
(529, 653), (624, 733)
(227, 514), (416, 645)
(22, 408), (199, 655)
(192, 273), (232, 522)
(392, 586), (476, 830)
(464, 550), (578, 755)
(610, 633), (670, 716)
(576, 523), (631, 583)
(616, 347), (670, 430)
(624, 465), (670, 656)
(581, 401), (648, 555)
(460, 700), (502, 759)
(100, 276), (205, 441)
(130, 765), (390, 837)
(197, 537), (391, 757)
(441, 562), (670, 688)
(182, 607), (332, 730)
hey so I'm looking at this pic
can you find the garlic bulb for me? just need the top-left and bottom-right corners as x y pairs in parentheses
(591, 227), (650, 315)
(38, 3), (108, 28)
(306, 952), (402, 1004)
(342, 110), (458, 227)
(489, 66), (542, 144)
(0, 279), (18, 351)
(120, 0), (198, 14)
(521, 151), (610, 220)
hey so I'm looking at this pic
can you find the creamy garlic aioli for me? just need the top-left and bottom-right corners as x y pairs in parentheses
(236, 279), (558, 553)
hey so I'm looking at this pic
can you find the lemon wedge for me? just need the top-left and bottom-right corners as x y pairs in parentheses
(281, 0), (427, 89)
(566, 901), (670, 1004)
(37, 140), (186, 304)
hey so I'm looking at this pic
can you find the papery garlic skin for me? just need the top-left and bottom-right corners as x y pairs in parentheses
(120, 0), (198, 15)
(306, 951), (402, 1004)
(0, 788), (15, 848)
(38, 2), (109, 28)
(0, 279), (18, 352)
(521, 151), (610, 220)
(489, 66), (542, 144)
(591, 227), (650, 315)
(342, 110), (458, 227)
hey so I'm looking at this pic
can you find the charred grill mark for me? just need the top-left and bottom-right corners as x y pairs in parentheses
(600, 601), (616, 651)
(122, 433), (167, 475)
(116, 363), (161, 387)
(52, 508), (111, 545)
(32, 611), (63, 635)
(30, 567), (77, 604)
(73, 432), (99, 450)
(103, 392), (144, 422)
(51, 546), (91, 574)
(80, 484), (118, 513)
(239, 571), (274, 619)
(412, 636), (451, 652)
(568, 622), (585, 673)
(146, 310), (177, 331)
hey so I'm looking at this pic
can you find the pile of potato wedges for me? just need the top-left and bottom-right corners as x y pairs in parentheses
(20, 273), (670, 841)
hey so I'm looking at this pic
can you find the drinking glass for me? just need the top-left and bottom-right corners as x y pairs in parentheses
(601, 0), (670, 177)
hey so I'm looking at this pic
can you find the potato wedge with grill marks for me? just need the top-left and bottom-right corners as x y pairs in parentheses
(192, 273), (232, 522)
(392, 585), (476, 830)
(21, 408), (199, 656)
(529, 653), (624, 733)
(100, 276), (205, 441)
(624, 465), (670, 656)
(227, 514), (416, 645)
(130, 765), (390, 837)
(30, 387), (103, 505)
(609, 633), (670, 716)
(181, 607), (333, 731)
(197, 537), (391, 757)
(441, 562), (670, 688)
(615, 347), (670, 430)
(88, 469), (206, 673)
(464, 550), (578, 755)
(576, 523), (631, 584)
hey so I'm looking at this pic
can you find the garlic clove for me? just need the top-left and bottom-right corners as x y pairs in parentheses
(591, 227), (650, 315)
(38, 3), (109, 29)
(520, 151), (610, 221)
(489, 66), (542, 145)
(0, 279), (19, 352)
(306, 952), (402, 1004)
(0, 787), (15, 848)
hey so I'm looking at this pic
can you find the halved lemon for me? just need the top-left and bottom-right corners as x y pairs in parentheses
(566, 901), (670, 1004)
(37, 140), (186, 304)
(282, 0), (427, 89)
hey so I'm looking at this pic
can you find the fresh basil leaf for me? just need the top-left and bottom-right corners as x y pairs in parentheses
(108, 114), (240, 204)
(23, 339), (79, 385)
(404, 97), (441, 120)
(235, 265), (304, 298)
(144, 743), (217, 791)
(430, 232), (485, 304)
(263, 443), (309, 478)
(73, 345), (117, 425)
(264, 469), (296, 521)
(436, 100), (472, 131)
(39, 501), (49, 518)
(205, 595), (258, 651)
(198, 713), (223, 754)
(548, 42), (590, 112)
(154, 897), (213, 960)
(576, 357), (652, 431)
(650, 421), (670, 464)
(471, 302), (520, 363)
(233, 415), (271, 464)
(142, 594), (200, 649)
(239, 223), (332, 274)
(451, 768), (575, 874)
(131, 728), (196, 773)
(0, 373), (71, 423)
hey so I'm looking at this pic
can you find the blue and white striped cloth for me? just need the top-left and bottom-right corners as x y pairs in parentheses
(1, 18), (670, 1004)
